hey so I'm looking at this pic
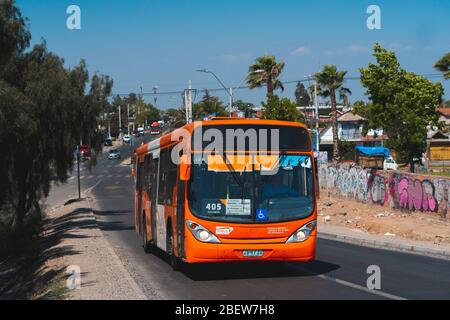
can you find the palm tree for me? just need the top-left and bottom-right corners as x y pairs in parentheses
(339, 87), (352, 107)
(246, 55), (285, 96)
(434, 53), (450, 80)
(315, 65), (351, 162)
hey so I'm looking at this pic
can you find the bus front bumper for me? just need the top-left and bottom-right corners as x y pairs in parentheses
(183, 236), (316, 263)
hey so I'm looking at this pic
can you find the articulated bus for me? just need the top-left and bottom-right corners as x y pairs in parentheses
(133, 118), (317, 270)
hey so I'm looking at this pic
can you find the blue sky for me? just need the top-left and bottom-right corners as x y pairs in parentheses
(16, 0), (450, 109)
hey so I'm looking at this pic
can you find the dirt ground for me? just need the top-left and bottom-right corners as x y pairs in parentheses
(31, 197), (145, 299)
(317, 195), (450, 246)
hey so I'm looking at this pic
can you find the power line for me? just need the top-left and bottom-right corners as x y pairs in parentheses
(112, 73), (445, 97)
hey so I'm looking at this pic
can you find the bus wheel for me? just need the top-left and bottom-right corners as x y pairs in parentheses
(167, 226), (182, 271)
(142, 213), (152, 253)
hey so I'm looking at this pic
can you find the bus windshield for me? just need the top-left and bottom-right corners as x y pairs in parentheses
(188, 154), (315, 223)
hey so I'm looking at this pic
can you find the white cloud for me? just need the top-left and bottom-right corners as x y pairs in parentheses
(291, 46), (310, 56)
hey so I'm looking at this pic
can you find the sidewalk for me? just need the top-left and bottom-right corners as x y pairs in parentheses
(37, 195), (146, 299)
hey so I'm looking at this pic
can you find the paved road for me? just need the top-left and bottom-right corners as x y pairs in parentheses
(54, 134), (450, 300)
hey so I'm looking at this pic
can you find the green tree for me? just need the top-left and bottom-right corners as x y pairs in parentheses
(233, 99), (255, 118)
(0, 1), (113, 252)
(192, 90), (227, 120)
(164, 108), (186, 128)
(356, 44), (444, 172)
(134, 99), (161, 127)
(246, 55), (285, 96)
(315, 65), (350, 162)
(261, 95), (303, 122)
(295, 82), (311, 107)
(0, 0), (30, 67)
(434, 53), (450, 80)
(338, 139), (355, 161)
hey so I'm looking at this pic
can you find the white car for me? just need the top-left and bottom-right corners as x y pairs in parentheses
(122, 135), (131, 143)
(383, 157), (398, 171)
(108, 149), (121, 160)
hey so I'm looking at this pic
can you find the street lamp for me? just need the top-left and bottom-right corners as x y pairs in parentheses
(196, 69), (264, 117)
(305, 74), (320, 153)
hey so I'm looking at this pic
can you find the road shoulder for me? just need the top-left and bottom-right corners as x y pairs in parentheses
(318, 224), (450, 260)
(37, 195), (146, 299)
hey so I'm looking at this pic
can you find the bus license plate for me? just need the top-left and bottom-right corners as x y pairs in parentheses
(243, 250), (264, 257)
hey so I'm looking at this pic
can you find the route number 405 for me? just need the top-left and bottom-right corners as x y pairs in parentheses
(205, 203), (222, 211)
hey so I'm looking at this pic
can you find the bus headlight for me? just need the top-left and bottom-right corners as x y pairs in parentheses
(186, 220), (221, 243)
(286, 220), (316, 243)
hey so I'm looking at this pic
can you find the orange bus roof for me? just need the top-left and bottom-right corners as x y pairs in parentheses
(134, 118), (309, 156)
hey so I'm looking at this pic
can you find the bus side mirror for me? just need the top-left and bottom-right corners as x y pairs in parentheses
(179, 155), (190, 181)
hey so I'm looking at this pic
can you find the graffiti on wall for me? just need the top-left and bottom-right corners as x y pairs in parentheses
(319, 163), (449, 217)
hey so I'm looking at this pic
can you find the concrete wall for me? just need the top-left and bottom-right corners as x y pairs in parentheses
(319, 163), (449, 218)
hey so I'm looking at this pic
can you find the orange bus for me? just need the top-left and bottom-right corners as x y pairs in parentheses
(133, 118), (317, 270)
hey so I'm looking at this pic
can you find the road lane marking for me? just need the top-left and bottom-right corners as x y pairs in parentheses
(85, 178), (103, 194)
(316, 274), (407, 300)
(286, 263), (407, 300)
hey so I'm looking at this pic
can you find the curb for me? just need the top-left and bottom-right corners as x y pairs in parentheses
(318, 231), (450, 261)
(84, 194), (147, 300)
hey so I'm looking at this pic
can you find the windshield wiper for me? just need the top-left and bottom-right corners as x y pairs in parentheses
(221, 153), (246, 201)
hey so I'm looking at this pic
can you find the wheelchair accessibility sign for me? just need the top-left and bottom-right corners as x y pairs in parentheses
(256, 209), (268, 221)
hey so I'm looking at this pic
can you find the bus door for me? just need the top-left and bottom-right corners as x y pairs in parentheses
(137, 161), (144, 234)
(176, 167), (186, 259)
(150, 156), (159, 244)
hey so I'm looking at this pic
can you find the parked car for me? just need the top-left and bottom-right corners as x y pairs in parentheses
(108, 149), (121, 160)
(104, 137), (113, 146)
(150, 122), (161, 135)
(137, 127), (145, 136)
(79, 145), (91, 158)
(122, 135), (131, 143)
(132, 130), (140, 138)
(383, 156), (398, 171)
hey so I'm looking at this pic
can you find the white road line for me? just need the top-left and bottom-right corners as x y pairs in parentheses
(316, 274), (407, 300)
(286, 263), (407, 300)
(68, 176), (75, 181)
(97, 175), (104, 178)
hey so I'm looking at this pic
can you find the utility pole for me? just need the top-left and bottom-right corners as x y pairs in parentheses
(76, 145), (81, 199)
(118, 104), (122, 138)
(153, 85), (158, 109)
(314, 78), (320, 153)
(184, 89), (189, 124)
(229, 87), (233, 116)
(127, 103), (130, 134)
(188, 81), (192, 123)
(184, 81), (193, 124)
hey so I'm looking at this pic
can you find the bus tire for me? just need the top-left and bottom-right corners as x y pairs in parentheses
(167, 225), (182, 271)
(142, 213), (153, 253)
